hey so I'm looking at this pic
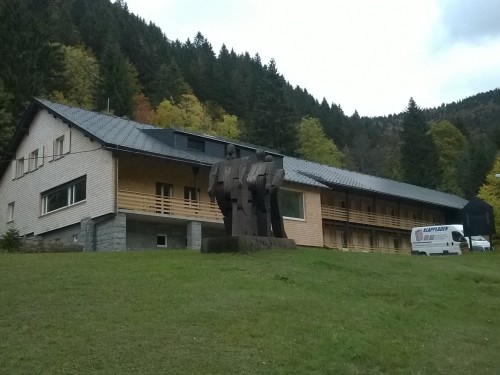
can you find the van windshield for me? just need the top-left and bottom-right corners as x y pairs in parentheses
(452, 231), (466, 242)
(471, 236), (486, 241)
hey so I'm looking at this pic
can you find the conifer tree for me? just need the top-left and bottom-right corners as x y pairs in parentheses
(0, 78), (14, 157)
(98, 41), (140, 117)
(400, 98), (441, 189)
(246, 59), (297, 154)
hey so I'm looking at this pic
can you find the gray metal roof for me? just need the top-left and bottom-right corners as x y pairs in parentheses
(284, 156), (468, 209)
(20, 99), (468, 210)
(37, 99), (224, 166)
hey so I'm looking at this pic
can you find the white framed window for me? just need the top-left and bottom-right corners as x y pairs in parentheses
(157, 234), (167, 248)
(53, 136), (64, 159)
(41, 176), (86, 215)
(184, 186), (200, 202)
(16, 157), (25, 178)
(7, 202), (15, 222)
(279, 189), (305, 220)
(28, 149), (39, 171)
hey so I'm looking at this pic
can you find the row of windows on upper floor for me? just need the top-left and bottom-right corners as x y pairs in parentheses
(12, 132), (70, 180)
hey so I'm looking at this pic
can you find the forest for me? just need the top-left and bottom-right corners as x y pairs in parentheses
(0, 0), (499, 200)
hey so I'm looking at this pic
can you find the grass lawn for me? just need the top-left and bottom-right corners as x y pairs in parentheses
(1, 248), (499, 374)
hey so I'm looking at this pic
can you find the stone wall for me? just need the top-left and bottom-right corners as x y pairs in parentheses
(95, 213), (126, 251)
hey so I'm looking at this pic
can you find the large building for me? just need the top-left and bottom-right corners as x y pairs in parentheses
(0, 99), (468, 252)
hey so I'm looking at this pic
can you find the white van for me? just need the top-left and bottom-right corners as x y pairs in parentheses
(411, 225), (468, 256)
(453, 225), (491, 251)
(469, 236), (491, 251)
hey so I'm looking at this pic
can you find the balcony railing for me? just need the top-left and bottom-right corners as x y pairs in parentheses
(118, 190), (223, 222)
(321, 205), (434, 231)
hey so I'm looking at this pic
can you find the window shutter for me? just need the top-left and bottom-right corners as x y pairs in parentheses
(11, 160), (17, 180)
(23, 155), (29, 174)
(63, 130), (71, 154)
(39, 146), (44, 167)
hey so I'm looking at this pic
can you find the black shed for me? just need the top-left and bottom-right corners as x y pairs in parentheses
(462, 197), (495, 238)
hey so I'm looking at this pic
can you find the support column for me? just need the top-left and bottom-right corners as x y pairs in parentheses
(111, 213), (127, 250)
(187, 221), (202, 249)
(80, 217), (95, 251)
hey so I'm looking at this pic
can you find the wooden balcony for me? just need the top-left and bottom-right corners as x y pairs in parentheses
(321, 205), (434, 231)
(118, 190), (223, 222)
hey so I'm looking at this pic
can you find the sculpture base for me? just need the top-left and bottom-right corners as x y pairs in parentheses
(201, 236), (296, 253)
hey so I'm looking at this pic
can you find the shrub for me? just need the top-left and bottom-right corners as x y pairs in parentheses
(0, 227), (22, 252)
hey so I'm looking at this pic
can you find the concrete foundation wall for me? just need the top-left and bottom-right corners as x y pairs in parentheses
(126, 220), (187, 250)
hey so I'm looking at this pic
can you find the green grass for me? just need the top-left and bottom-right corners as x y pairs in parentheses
(1, 249), (499, 374)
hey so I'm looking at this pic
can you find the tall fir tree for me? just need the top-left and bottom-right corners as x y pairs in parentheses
(400, 98), (442, 189)
(0, 0), (64, 118)
(98, 41), (140, 117)
(0, 78), (14, 157)
(246, 59), (297, 154)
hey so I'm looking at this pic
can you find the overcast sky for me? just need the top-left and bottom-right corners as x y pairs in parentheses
(124, 0), (500, 117)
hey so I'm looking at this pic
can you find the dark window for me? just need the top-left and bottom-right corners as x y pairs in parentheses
(279, 189), (304, 219)
(187, 137), (205, 152)
(184, 187), (200, 201)
(156, 182), (172, 197)
(41, 176), (86, 214)
(452, 231), (465, 242)
(157, 234), (167, 247)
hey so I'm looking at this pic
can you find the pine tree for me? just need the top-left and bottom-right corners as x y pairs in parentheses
(98, 41), (140, 117)
(0, 0), (64, 117)
(0, 78), (14, 157)
(400, 98), (442, 189)
(246, 59), (297, 154)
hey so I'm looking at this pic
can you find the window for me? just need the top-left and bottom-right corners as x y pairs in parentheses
(184, 186), (200, 202)
(452, 231), (465, 242)
(279, 189), (305, 220)
(41, 176), (86, 215)
(53, 136), (64, 159)
(7, 202), (14, 222)
(187, 137), (205, 152)
(156, 182), (173, 197)
(16, 158), (25, 178)
(157, 234), (167, 248)
(29, 149), (39, 171)
(156, 182), (173, 214)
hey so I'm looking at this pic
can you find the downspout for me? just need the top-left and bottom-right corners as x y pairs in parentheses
(344, 189), (350, 248)
(114, 152), (119, 214)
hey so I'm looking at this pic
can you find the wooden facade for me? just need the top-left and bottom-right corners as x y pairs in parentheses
(113, 153), (447, 253)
